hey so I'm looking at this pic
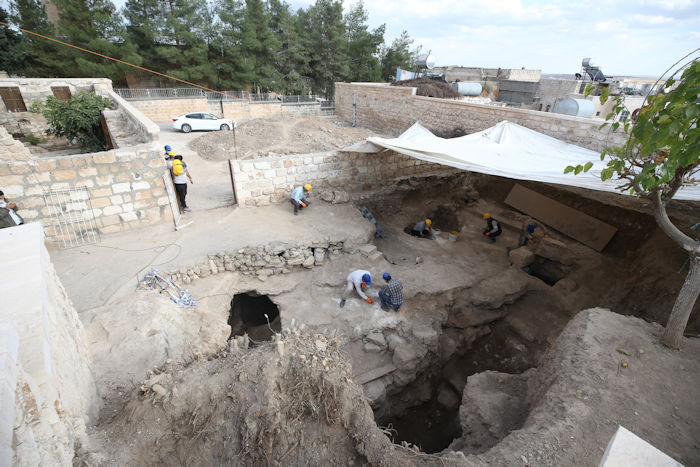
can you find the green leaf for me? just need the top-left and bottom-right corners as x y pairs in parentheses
(657, 114), (671, 125)
(584, 84), (595, 97)
(564, 166), (575, 174)
(599, 122), (609, 130)
(574, 165), (583, 175)
(583, 161), (593, 172)
(611, 122), (620, 132)
(600, 87), (610, 105)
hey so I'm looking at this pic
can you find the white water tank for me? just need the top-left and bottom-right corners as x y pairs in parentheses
(416, 54), (436, 70)
(554, 98), (595, 118)
(452, 82), (482, 96)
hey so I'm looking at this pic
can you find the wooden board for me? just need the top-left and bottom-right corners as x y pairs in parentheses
(504, 184), (617, 251)
(0, 87), (27, 112)
(51, 86), (72, 101)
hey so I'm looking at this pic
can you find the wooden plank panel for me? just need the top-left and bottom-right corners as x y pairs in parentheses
(51, 86), (72, 101)
(0, 87), (27, 112)
(504, 184), (617, 251)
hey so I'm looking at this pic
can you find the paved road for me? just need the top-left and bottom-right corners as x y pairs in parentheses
(158, 122), (234, 211)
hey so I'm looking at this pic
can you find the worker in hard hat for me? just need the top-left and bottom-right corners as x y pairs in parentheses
(409, 218), (434, 238)
(378, 272), (403, 312)
(339, 269), (374, 307)
(482, 213), (502, 242)
(164, 144), (173, 160)
(290, 184), (312, 215)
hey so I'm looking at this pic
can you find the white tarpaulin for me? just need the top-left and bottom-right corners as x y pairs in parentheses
(349, 121), (700, 201)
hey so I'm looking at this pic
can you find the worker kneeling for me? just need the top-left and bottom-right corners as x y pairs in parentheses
(339, 270), (373, 307)
(378, 272), (403, 312)
(408, 218), (434, 239)
(482, 213), (502, 242)
(290, 184), (312, 215)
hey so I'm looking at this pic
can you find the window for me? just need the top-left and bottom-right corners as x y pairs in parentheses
(0, 87), (27, 112)
(619, 111), (630, 123)
(186, 113), (202, 119)
(51, 86), (72, 101)
(538, 104), (543, 111)
(202, 113), (218, 120)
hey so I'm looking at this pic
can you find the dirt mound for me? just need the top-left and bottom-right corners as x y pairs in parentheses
(189, 115), (379, 161)
(392, 78), (461, 99)
(81, 331), (441, 466)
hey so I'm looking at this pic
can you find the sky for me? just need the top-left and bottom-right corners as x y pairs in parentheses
(290, 0), (700, 77)
(5, 0), (699, 77)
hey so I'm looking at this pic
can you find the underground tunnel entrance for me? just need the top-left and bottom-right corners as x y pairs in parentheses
(229, 292), (281, 343)
(527, 255), (568, 286)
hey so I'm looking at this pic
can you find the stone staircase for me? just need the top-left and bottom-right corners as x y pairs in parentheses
(102, 110), (147, 148)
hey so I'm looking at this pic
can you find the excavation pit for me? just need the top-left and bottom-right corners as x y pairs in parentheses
(229, 292), (281, 343)
(526, 255), (568, 286)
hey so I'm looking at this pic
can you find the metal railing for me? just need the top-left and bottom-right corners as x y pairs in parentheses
(43, 186), (100, 249)
(115, 88), (325, 105)
(114, 88), (206, 99)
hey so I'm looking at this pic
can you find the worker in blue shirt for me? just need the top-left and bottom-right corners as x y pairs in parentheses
(291, 184), (312, 215)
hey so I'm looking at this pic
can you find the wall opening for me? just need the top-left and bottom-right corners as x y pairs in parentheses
(229, 292), (281, 343)
(526, 255), (568, 286)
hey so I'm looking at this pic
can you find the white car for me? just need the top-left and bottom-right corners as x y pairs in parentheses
(172, 112), (234, 133)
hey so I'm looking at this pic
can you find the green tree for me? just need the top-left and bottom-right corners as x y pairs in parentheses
(306, 0), (347, 99)
(344, 1), (384, 82)
(32, 91), (113, 152)
(267, 0), (309, 94)
(239, 0), (279, 91)
(9, 0), (63, 77)
(379, 30), (420, 81)
(215, 0), (247, 90)
(51, 0), (141, 83)
(123, 0), (165, 69)
(0, 7), (27, 75)
(566, 54), (700, 349)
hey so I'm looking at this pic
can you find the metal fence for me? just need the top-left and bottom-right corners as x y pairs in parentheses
(43, 186), (100, 249)
(115, 88), (325, 105)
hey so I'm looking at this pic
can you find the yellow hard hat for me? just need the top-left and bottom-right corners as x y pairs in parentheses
(425, 219), (432, 226)
(483, 213), (491, 219)
(304, 184), (312, 191)
(169, 150), (177, 156)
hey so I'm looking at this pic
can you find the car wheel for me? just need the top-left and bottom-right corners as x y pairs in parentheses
(220, 124), (230, 131)
(181, 124), (192, 133)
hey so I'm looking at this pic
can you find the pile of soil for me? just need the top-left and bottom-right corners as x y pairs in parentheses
(392, 78), (461, 99)
(190, 115), (379, 161)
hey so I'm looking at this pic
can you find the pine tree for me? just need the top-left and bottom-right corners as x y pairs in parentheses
(51, 0), (141, 83)
(306, 0), (347, 99)
(344, 1), (384, 82)
(123, 0), (165, 69)
(380, 30), (420, 82)
(267, 0), (310, 94)
(0, 7), (27, 76)
(239, 0), (279, 92)
(9, 0), (63, 77)
(215, 0), (247, 90)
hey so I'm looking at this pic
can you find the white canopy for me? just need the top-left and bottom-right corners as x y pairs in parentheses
(348, 121), (700, 201)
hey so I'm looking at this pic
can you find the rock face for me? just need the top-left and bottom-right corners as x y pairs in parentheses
(457, 369), (533, 454)
(509, 247), (535, 268)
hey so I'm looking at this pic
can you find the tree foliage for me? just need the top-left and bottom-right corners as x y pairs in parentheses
(566, 54), (700, 349)
(31, 91), (113, 152)
(0, 7), (26, 75)
(7, 0), (421, 96)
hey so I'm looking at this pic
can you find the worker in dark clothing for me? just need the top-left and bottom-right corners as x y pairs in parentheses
(378, 272), (403, 312)
(407, 218), (433, 238)
(519, 223), (536, 247)
(482, 213), (502, 242)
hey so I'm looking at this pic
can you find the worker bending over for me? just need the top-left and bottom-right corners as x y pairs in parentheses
(379, 272), (403, 312)
(482, 213), (502, 242)
(339, 270), (373, 307)
(291, 184), (312, 215)
(410, 218), (433, 238)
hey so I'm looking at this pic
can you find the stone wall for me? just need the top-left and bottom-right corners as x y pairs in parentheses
(128, 97), (321, 122)
(0, 223), (98, 465)
(0, 126), (31, 161)
(0, 142), (171, 240)
(334, 82), (627, 152)
(0, 78), (113, 112)
(231, 149), (458, 207)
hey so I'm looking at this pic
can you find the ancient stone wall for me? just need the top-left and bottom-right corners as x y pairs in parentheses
(0, 78), (113, 112)
(231, 149), (458, 207)
(334, 83), (627, 152)
(0, 142), (171, 240)
(127, 98), (209, 122)
(0, 126), (31, 161)
(0, 223), (98, 465)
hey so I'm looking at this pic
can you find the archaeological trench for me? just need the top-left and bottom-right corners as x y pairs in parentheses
(58, 164), (699, 467)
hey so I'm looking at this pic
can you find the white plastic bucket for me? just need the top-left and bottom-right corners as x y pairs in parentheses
(314, 249), (325, 263)
(448, 232), (458, 242)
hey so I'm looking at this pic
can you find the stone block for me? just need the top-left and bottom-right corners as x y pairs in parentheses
(509, 247), (535, 268)
(112, 182), (131, 194)
(392, 343), (420, 372)
(119, 212), (138, 222)
(91, 188), (111, 197)
(93, 151), (116, 164)
(132, 181), (151, 191)
(58, 158), (74, 168)
(110, 195), (123, 205)
(157, 196), (169, 206)
(358, 244), (377, 256)
(103, 205), (122, 216)
(96, 175), (114, 186)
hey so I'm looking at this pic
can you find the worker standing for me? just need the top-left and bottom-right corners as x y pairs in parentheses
(482, 213), (502, 242)
(378, 272), (403, 312)
(164, 144), (173, 160)
(290, 184), (312, 215)
(409, 218), (433, 238)
(339, 270), (373, 307)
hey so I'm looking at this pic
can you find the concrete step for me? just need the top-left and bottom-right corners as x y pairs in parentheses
(368, 250), (383, 261)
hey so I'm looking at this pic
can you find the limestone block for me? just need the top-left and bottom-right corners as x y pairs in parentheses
(363, 380), (386, 404)
(365, 332), (386, 348)
(358, 244), (377, 257)
(470, 268), (535, 309)
(132, 181), (151, 191)
(509, 247), (535, 268)
(392, 343), (422, 372)
(412, 326), (438, 347)
(119, 212), (138, 222)
(112, 182), (131, 194)
(103, 205), (122, 216)
(535, 237), (575, 265)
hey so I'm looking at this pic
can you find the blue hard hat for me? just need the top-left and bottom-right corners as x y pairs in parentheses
(382, 272), (391, 281)
(527, 224), (535, 234)
(164, 145), (172, 151)
(362, 273), (371, 285)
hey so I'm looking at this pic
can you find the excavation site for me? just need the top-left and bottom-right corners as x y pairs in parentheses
(4, 88), (699, 466)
